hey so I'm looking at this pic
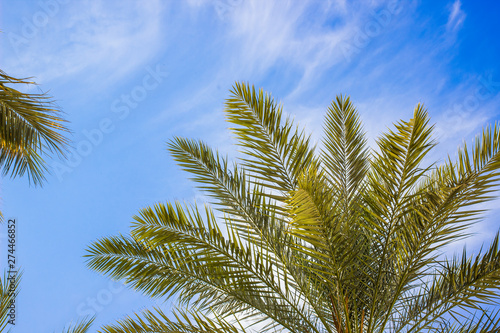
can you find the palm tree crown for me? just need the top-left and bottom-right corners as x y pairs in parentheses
(87, 82), (500, 333)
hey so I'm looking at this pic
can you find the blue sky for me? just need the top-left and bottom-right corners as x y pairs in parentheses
(1, 0), (500, 331)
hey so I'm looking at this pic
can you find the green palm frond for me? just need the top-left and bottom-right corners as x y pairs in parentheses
(87, 202), (325, 332)
(87, 82), (500, 333)
(0, 272), (20, 333)
(99, 307), (240, 333)
(322, 95), (368, 203)
(382, 120), (500, 332)
(167, 137), (332, 330)
(361, 104), (436, 331)
(167, 137), (286, 246)
(225, 82), (317, 194)
(0, 70), (70, 186)
(61, 317), (94, 333)
(0, 70), (71, 331)
(396, 234), (500, 332)
(434, 309), (500, 333)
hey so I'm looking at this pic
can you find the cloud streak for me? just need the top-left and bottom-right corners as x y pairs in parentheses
(446, 0), (466, 32)
(4, 0), (164, 88)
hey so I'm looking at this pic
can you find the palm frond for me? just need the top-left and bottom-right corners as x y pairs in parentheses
(167, 137), (286, 246)
(61, 317), (95, 333)
(0, 272), (20, 332)
(87, 202), (324, 332)
(396, 233), (500, 332)
(436, 309), (500, 333)
(363, 104), (436, 331)
(225, 82), (316, 194)
(0, 70), (70, 186)
(322, 95), (368, 204)
(99, 307), (239, 333)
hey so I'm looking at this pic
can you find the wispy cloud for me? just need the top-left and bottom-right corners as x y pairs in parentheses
(157, 0), (473, 148)
(4, 0), (164, 88)
(167, 0), (382, 118)
(154, 0), (494, 176)
(446, 0), (466, 32)
(225, 1), (355, 79)
(153, 0), (361, 130)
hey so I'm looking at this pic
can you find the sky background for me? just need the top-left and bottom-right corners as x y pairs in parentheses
(1, 0), (500, 331)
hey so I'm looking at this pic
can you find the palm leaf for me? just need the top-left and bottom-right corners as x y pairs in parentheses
(61, 317), (95, 333)
(0, 70), (70, 186)
(0, 272), (20, 333)
(396, 234), (500, 332)
(99, 307), (239, 333)
(363, 104), (436, 331)
(225, 82), (316, 194)
(322, 95), (368, 204)
(87, 202), (325, 332)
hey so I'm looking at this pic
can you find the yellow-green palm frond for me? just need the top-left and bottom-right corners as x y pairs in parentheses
(0, 272), (20, 333)
(385, 121), (500, 320)
(167, 137), (328, 328)
(99, 307), (240, 333)
(322, 95), (368, 203)
(167, 137), (287, 246)
(361, 104), (436, 331)
(61, 317), (94, 333)
(0, 70), (70, 186)
(366, 104), (435, 229)
(225, 82), (317, 194)
(286, 165), (374, 332)
(434, 309), (500, 333)
(87, 202), (326, 332)
(395, 234), (500, 332)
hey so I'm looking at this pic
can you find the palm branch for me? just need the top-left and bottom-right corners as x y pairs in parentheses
(87, 82), (500, 332)
(61, 317), (95, 333)
(0, 272), (20, 332)
(0, 70), (70, 186)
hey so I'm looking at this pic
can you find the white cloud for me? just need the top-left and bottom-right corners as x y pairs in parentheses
(164, 0), (379, 117)
(225, 0), (358, 78)
(153, 0), (495, 181)
(4, 0), (164, 88)
(219, 0), (419, 101)
(446, 0), (466, 32)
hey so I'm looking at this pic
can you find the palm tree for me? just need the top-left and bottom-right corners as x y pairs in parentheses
(87, 82), (500, 332)
(0, 70), (70, 332)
